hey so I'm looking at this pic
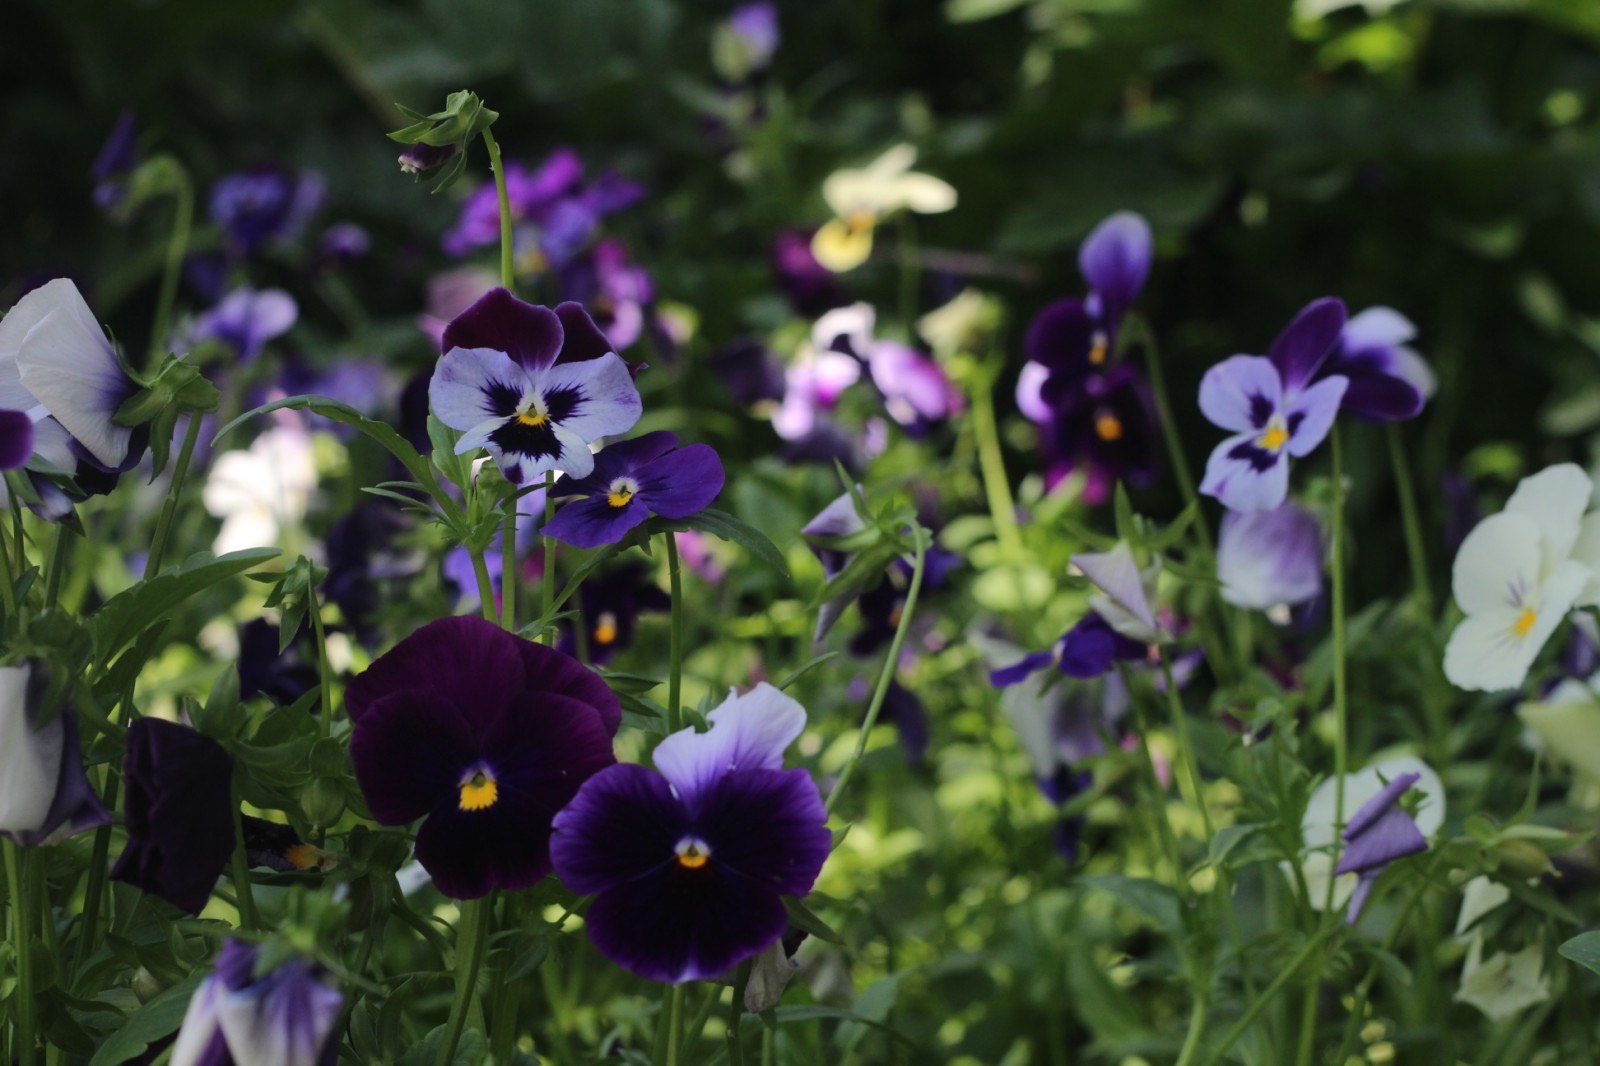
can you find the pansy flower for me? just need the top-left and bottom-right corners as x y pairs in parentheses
(346, 616), (619, 899)
(429, 288), (643, 486)
(210, 168), (325, 256)
(1332, 770), (1428, 923)
(111, 718), (236, 914)
(0, 663), (110, 847)
(541, 431), (725, 549)
(1319, 306), (1434, 421)
(1032, 364), (1161, 501)
(169, 938), (342, 1066)
(811, 145), (956, 272)
(558, 238), (655, 351)
(1216, 501), (1325, 612)
(91, 109), (139, 213)
(557, 561), (671, 664)
(1444, 463), (1594, 692)
(550, 683), (831, 983)
(189, 287), (298, 362)
(1072, 542), (1168, 644)
(1199, 298), (1350, 512)
(201, 418), (317, 557)
(989, 611), (1147, 689)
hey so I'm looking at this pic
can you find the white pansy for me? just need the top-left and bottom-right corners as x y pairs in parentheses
(202, 423), (318, 556)
(811, 145), (957, 272)
(1455, 941), (1551, 1022)
(0, 664), (61, 837)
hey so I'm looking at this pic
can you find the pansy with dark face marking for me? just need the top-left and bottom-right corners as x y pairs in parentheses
(550, 683), (831, 983)
(1198, 298), (1350, 513)
(346, 615), (619, 900)
(429, 288), (643, 486)
(540, 431), (725, 549)
(169, 938), (342, 1066)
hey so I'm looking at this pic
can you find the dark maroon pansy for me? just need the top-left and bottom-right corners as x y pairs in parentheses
(346, 616), (619, 899)
(540, 431), (725, 550)
(439, 287), (615, 368)
(111, 718), (235, 914)
(550, 684), (831, 984)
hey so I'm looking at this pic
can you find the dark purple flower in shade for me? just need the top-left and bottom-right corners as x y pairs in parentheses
(557, 561), (671, 664)
(346, 616), (619, 899)
(429, 289), (643, 486)
(190, 288), (297, 361)
(237, 619), (319, 708)
(0, 663), (111, 847)
(1032, 364), (1161, 502)
(443, 151), (584, 257)
(772, 229), (849, 317)
(710, 338), (785, 406)
(541, 431), (725, 549)
(210, 168), (325, 256)
(559, 239), (654, 350)
(1217, 501), (1325, 611)
(323, 503), (415, 641)
(550, 683), (831, 983)
(168, 938), (342, 1066)
(1319, 307), (1433, 422)
(1334, 771), (1427, 924)
(0, 410), (34, 471)
(241, 815), (328, 874)
(989, 611), (1147, 689)
(111, 718), (235, 914)
(1199, 298), (1351, 513)
(397, 141), (459, 177)
(317, 222), (371, 267)
(91, 109), (139, 212)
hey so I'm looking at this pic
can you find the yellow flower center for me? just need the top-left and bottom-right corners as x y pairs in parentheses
(675, 837), (712, 870)
(607, 477), (639, 509)
(1258, 421), (1289, 452)
(458, 770), (498, 812)
(1513, 607), (1538, 637)
(1088, 331), (1109, 366)
(516, 411), (548, 428)
(847, 208), (877, 234)
(594, 611), (618, 646)
(1095, 412), (1123, 441)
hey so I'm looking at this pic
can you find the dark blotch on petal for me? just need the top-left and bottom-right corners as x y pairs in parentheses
(553, 302), (617, 363)
(442, 288), (564, 369)
(1265, 297), (1347, 392)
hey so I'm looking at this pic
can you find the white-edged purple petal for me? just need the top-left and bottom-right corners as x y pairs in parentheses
(429, 346), (530, 432)
(14, 279), (135, 468)
(1282, 375), (1348, 457)
(1199, 355), (1282, 433)
(0, 664), (63, 837)
(168, 974), (227, 1066)
(1217, 502), (1324, 610)
(1265, 297), (1347, 392)
(1078, 211), (1152, 318)
(1071, 542), (1162, 642)
(1342, 306), (1416, 351)
(215, 959), (342, 1066)
(652, 683), (806, 807)
(536, 352), (644, 442)
(1015, 360), (1051, 423)
(1200, 431), (1290, 513)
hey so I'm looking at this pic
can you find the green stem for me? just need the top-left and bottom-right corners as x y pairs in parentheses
(1197, 925), (1340, 1066)
(6, 839), (36, 1066)
(147, 160), (194, 362)
(482, 128), (516, 293)
(438, 895), (493, 1066)
(968, 366), (1023, 558)
(42, 524), (70, 611)
(663, 983), (685, 1066)
(0, 515), (18, 626)
(541, 471), (556, 643)
(1158, 651), (1211, 840)
(726, 959), (753, 1066)
(826, 531), (927, 815)
(146, 414), (204, 581)
(228, 773), (259, 931)
(1133, 316), (1209, 554)
(72, 773), (120, 974)
(1386, 424), (1431, 613)
(666, 533), (685, 731)
(501, 503), (518, 634)
(679, 983), (720, 1063)
(470, 547), (498, 625)
(1121, 663), (1183, 883)
(1327, 426), (1350, 913)
(1175, 993), (1208, 1066)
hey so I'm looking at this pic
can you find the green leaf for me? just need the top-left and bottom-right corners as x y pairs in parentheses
(87, 971), (204, 1065)
(1079, 875), (1182, 933)
(674, 508), (790, 576)
(90, 549), (280, 662)
(782, 896), (844, 945)
(776, 652), (839, 691)
(1560, 932), (1600, 976)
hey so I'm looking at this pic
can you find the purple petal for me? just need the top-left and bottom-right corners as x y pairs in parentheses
(1341, 306), (1415, 351)
(540, 495), (651, 549)
(428, 346), (530, 434)
(1217, 503), (1324, 610)
(1335, 369), (1423, 422)
(1335, 806), (1425, 877)
(653, 683), (807, 807)
(1343, 771), (1421, 841)
(1265, 297), (1347, 392)
(1023, 299), (1094, 376)
(553, 302), (616, 363)
(557, 430), (679, 498)
(1056, 612), (1146, 678)
(637, 444), (726, 519)
(1078, 212), (1152, 319)
(867, 342), (962, 425)
(989, 651), (1053, 688)
(1198, 355), (1282, 433)
(442, 288), (564, 370)
(1200, 432), (1290, 513)
(693, 767), (831, 898)
(551, 763), (686, 895)
(1283, 375), (1348, 457)
(349, 690), (476, 824)
(0, 409), (35, 471)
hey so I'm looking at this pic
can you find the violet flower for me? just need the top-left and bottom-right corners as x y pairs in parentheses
(1216, 501), (1325, 611)
(0, 663), (110, 847)
(1199, 298), (1350, 513)
(190, 287), (297, 362)
(866, 340), (963, 433)
(111, 718), (236, 914)
(989, 611), (1147, 688)
(541, 431), (725, 550)
(90, 109), (139, 212)
(771, 229), (849, 317)
(1334, 771), (1428, 923)
(557, 561), (672, 664)
(345, 616), (619, 899)
(210, 168), (325, 256)
(550, 683), (831, 983)
(169, 939), (342, 1066)
(558, 238), (654, 350)
(428, 288), (642, 485)
(1321, 306), (1434, 421)
(1030, 364), (1161, 501)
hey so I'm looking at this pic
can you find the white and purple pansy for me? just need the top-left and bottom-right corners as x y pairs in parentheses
(1198, 297), (1350, 513)
(428, 287), (643, 486)
(540, 430), (725, 550)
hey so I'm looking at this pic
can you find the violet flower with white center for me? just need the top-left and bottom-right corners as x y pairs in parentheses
(541, 431), (725, 550)
(169, 939), (343, 1066)
(1071, 542), (1167, 644)
(549, 683), (831, 983)
(0, 278), (141, 472)
(0, 663), (111, 847)
(1321, 306), (1435, 421)
(1198, 298), (1351, 512)
(428, 288), (642, 485)
(1216, 501), (1325, 612)
(1445, 463), (1594, 692)
(191, 287), (298, 362)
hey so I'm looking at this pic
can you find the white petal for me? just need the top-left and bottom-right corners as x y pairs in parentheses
(1572, 511), (1600, 606)
(1391, 345), (1436, 401)
(1519, 686), (1600, 781)
(1072, 542), (1160, 640)
(1288, 851), (1358, 913)
(1504, 463), (1591, 571)
(811, 303), (875, 357)
(28, 415), (74, 474)
(537, 353), (642, 443)
(1015, 361), (1051, 423)
(216, 971), (343, 1066)
(1451, 512), (1542, 616)
(1342, 306), (1416, 350)
(168, 977), (224, 1066)
(0, 664), (60, 835)
(1444, 610), (1542, 692)
(429, 347), (531, 432)
(887, 172), (957, 214)
(1453, 876), (1510, 939)
(1455, 944), (1551, 1022)
(653, 683), (806, 801)
(13, 280), (133, 467)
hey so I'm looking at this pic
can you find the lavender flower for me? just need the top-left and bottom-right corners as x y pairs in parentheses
(541, 431), (725, 549)
(169, 939), (342, 1066)
(1322, 306), (1435, 421)
(190, 287), (298, 361)
(1216, 502), (1325, 611)
(210, 168), (324, 255)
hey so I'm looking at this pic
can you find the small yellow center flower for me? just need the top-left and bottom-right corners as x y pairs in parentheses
(675, 836), (712, 870)
(1513, 607), (1538, 637)
(516, 411), (548, 428)
(1258, 421), (1290, 452)
(607, 477), (639, 509)
(594, 611), (619, 646)
(458, 769), (498, 812)
(1088, 331), (1109, 366)
(1095, 412), (1123, 441)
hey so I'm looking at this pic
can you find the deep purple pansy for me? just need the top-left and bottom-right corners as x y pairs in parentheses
(210, 168), (324, 256)
(169, 938), (342, 1066)
(429, 289), (643, 486)
(1333, 770), (1427, 924)
(0, 663), (111, 847)
(558, 561), (672, 664)
(1199, 298), (1350, 513)
(1320, 306), (1434, 422)
(111, 718), (236, 914)
(345, 616), (619, 899)
(541, 431), (725, 549)
(989, 611), (1147, 689)
(550, 683), (831, 984)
